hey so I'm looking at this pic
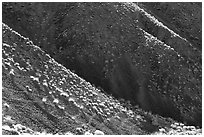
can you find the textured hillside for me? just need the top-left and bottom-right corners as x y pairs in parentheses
(2, 2), (202, 131)
(2, 23), (202, 135)
(139, 2), (202, 51)
(2, 23), (144, 135)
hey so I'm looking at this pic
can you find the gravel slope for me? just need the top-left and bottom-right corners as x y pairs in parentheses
(2, 2), (202, 134)
(2, 23), (202, 135)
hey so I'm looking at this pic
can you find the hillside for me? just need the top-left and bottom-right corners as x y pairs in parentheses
(2, 23), (202, 135)
(139, 2), (202, 51)
(2, 2), (202, 134)
(2, 23), (147, 135)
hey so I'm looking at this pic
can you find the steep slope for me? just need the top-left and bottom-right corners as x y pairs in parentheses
(3, 23), (202, 135)
(139, 2), (202, 51)
(1, 23), (171, 135)
(133, 3), (201, 65)
(2, 23), (147, 135)
(2, 2), (202, 127)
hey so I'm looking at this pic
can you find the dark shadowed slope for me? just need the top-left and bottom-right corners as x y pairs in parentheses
(139, 2), (202, 51)
(2, 2), (202, 128)
(2, 23), (202, 135)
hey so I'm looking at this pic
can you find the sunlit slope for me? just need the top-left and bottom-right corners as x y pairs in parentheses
(2, 23), (161, 135)
(2, 2), (202, 129)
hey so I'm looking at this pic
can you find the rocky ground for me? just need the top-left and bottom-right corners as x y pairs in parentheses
(2, 22), (202, 135)
(2, 2), (202, 135)
(139, 2), (202, 51)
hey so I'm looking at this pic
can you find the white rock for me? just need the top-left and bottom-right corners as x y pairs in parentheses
(53, 98), (59, 104)
(9, 69), (15, 75)
(4, 115), (15, 123)
(20, 133), (32, 135)
(42, 80), (48, 87)
(174, 122), (179, 126)
(60, 92), (69, 97)
(94, 130), (104, 135)
(30, 76), (39, 82)
(189, 126), (196, 130)
(42, 97), (47, 102)
(159, 128), (166, 132)
(65, 132), (74, 135)
(84, 131), (93, 135)
(3, 103), (10, 108)
(2, 125), (12, 130)
(58, 105), (65, 110)
(179, 123), (184, 126)
(68, 97), (75, 102)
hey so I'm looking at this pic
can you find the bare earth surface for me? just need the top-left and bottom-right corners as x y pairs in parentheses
(2, 2), (202, 135)
(2, 23), (202, 135)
